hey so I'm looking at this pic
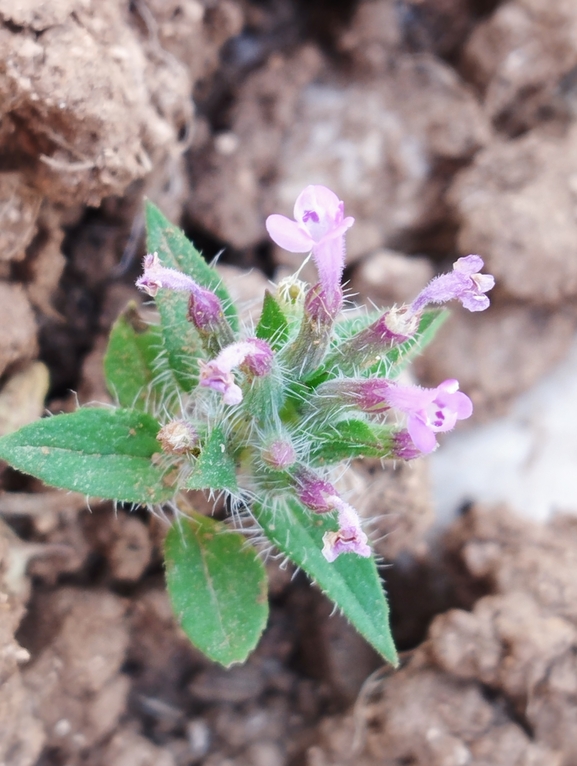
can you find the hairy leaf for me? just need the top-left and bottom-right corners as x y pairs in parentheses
(104, 303), (175, 410)
(0, 408), (172, 504)
(254, 498), (398, 666)
(186, 426), (238, 492)
(165, 513), (268, 666)
(256, 291), (289, 350)
(309, 419), (396, 464)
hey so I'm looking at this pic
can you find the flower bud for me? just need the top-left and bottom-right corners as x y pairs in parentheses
(157, 420), (199, 455)
(390, 429), (423, 460)
(275, 275), (307, 317)
(327, 306), (420, 375)
(199, 339), (274, 405)
(293, 466), (338, 513)
(261, 438), (297, 470)
(136, 253), (234, 356)
(283, 283), (340, 375)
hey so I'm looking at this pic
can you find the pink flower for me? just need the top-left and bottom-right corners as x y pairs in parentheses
(321, 499), (371, 563)
(199, 339), (273, 405)
(266, 185), (354, 312)
(317, 377), (472, 453)
(382, 379), (473, 453)
(292, 467), (371, 562)
(136, 253), (225, 333)
(411, 255), (495, 314)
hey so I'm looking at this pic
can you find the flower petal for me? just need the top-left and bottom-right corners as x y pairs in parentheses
(294, 185), (342, 223)
(448, 391), (473, 420)
(472, 273), (495, 292)
(407, 415), (438, 453)
(460, 293), (491, 312)
(453, 254), (484, 274)
(265, 215), (313, 252)
(436, 379), (460, 394)
(383, 383), (437, 414)
(222, 383), (243, 406)
(311, 235), (345, 297)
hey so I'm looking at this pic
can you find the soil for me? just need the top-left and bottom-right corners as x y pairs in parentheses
(1, 1), (577, 765)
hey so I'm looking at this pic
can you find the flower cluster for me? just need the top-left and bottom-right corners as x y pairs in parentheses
(137, 185), (493, 563)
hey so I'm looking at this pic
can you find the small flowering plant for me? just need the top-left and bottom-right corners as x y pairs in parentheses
(0, 187), (493, 667)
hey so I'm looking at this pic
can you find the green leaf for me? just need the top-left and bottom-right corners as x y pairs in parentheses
(145, 203), (224, 391)
(309, 419), (396, 465)
(0, 408), (172, 504)
(186, 426), (238, 492)
(154, 286), (205, 392)
(104, 303), (175, 410)
(255, 291), (289, 350)
(165, 512), (268, 666)
(254, 498), (398, 666)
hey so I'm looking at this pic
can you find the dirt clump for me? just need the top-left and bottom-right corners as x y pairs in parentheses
(19, 588), (130, 753)
(432, 505), (577, 764)
(462, 0), (577, 136)
(0, 283), (37, 378)
(310, 661), (560, 765)
(144, 0), (244, 88)
(187, 44), (322, 251)
(448, 125), (577, 307)
(272, 52), (489, 263)
(0, 0), (192, 206)
(0, 520), (45, 766)
(0, 172), (42, 263)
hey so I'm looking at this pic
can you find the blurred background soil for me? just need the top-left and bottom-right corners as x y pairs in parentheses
(1, 1), (577, 764)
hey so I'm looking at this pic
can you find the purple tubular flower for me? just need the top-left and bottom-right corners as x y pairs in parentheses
(136, 253), (234, 353)
(411, 255), (495, 314)
(316, 378), (472, 453)
(382, 378), (473, 453)
(199, 338), (274, 405)
(136, 253), (234, 355)
(292, 467), (371, 562)
(137, 253), (222, 323)
(266, 185), (354, 314)
(321, 499), (371, 563)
